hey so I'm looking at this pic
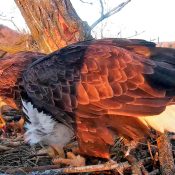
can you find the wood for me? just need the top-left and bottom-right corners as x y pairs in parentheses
(15, 0), (92, 53)
(6, 161), (130, 174)
(157, 132), (175, 175)
(126, 155), (142, 175)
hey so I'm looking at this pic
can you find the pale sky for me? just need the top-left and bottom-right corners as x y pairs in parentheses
(0, 0), (175, 42)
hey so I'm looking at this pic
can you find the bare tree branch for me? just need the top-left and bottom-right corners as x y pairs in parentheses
(99, 0), (104, 16)
(127, 30), (145, 39)
(79, 0), (93, 5)
(0, 15), (21, 32)
(90, 0), (131, 31)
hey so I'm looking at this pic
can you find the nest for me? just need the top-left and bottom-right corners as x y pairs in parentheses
(0, 111), (175, 174)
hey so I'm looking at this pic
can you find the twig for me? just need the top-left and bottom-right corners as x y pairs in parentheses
(139, 157), (152, 175)
(0, 145), (12, 151)
(147, 141), (154, 160)
(127, 30), (145, 39)
(99, 0), (104, 16)
(126, 155), (142, 175)
(6, 161), (130, 174)
(1, 141), (23, 147)
(79, 0), (93, 5)
(90, 0), (131, 31)
(0, 16), (21, 32)
(0, 135), (23, 142)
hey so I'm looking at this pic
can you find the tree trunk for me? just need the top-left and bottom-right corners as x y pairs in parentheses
(15, 0), (92, 53)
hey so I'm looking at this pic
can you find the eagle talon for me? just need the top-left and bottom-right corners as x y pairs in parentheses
(49, 144), (65, 157)
(52, 152), (85, 167)
(46, 145), (85, 167)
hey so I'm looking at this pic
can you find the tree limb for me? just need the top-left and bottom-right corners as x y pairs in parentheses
(157, 132), (175, 175)
(6, 161), (130, 174)
(90, 0), (131, 31)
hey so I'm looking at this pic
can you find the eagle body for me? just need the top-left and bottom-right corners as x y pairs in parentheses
(21, 38), (175, 158)
(3, 38), (175, 159)
(22, 100), (74, 147)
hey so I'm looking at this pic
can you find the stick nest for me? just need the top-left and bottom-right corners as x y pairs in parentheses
(0, 110), (175, 174)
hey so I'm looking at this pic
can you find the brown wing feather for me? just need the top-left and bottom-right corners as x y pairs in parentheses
(77, 44), (169, 116)
(0, 51), (45, 108)
(76, 42), (175, 158)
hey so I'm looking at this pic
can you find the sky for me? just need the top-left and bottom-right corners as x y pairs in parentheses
(0, 0), (175, 42)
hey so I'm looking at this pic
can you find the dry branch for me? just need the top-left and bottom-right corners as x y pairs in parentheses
(0, 145), (12, 151)
(99, 0), (104, 16)
(126, 155), (142, 174)
(0, 16), (20, 32)
(90, 0), (131, 31)
(6, 161), (130, 174)
(157, 132), (175, 175)
(79, 0), (93, 5)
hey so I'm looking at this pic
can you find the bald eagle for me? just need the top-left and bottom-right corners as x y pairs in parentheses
(1, 38), (175, 160)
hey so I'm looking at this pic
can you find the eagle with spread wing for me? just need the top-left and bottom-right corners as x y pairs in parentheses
(1, 38), (175, 162)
